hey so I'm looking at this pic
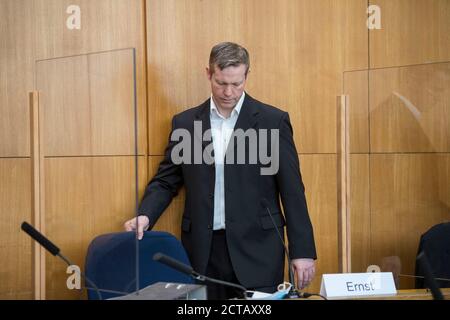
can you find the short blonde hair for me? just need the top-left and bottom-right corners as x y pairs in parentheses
(209, 42), (250, 76)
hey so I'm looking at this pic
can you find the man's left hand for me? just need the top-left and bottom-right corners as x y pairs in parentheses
(291, 258), (315, 289)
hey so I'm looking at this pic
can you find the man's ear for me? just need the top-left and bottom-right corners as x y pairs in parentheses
(206, 67), (212, 80)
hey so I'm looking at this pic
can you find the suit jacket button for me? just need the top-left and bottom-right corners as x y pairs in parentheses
(209, 193), (214, 199)
(207, 224), (212, 229)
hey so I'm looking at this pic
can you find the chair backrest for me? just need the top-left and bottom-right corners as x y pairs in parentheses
(415, 222), (450, 289)
(85, 231), (194, 300)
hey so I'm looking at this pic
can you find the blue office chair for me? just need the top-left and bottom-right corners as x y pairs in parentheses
(85, 231), (194, 300)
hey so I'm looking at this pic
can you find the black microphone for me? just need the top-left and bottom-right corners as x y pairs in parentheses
(153, 252), (194, 276)
(153, 252), (247, 298)
(21, 221), (103, 300)
(416, 251), (444, 300)
(21, 221), (60, 255)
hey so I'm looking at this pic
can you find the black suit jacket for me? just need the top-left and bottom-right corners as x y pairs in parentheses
(139, 93), (316, 288)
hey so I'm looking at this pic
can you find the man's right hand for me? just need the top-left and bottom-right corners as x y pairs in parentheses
(124, 215), (150, 240)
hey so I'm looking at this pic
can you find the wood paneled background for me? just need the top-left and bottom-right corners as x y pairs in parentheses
(0, 0), (449, 299)
(0, 0), (148, 300)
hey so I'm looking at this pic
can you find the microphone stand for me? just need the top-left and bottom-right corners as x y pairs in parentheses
(57, 252), (103, 300)
(262, 201), (303, 299)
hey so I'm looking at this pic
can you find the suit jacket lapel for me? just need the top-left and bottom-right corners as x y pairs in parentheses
(226, 93), (260, 155)
(234, 93), (259, 130)
(194, 99), (211, 149)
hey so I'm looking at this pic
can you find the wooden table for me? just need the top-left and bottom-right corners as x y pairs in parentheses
(357, 288), (450, 300)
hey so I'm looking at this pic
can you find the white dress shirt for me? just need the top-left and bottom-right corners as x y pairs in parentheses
(210, 92), (245, 230)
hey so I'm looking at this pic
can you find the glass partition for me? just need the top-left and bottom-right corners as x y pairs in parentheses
(36, 48), (142, 299)
(345, 62), (450, 290)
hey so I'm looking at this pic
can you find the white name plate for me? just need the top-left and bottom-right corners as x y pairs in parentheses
(320, 272), (397, 299)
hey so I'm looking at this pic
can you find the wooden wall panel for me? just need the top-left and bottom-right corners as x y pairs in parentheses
(349, 154), (371, 273)
(0, 0), (35, 157)
(44, 156), (147, 299)
(1, 0), (148, 156)
(370, 62), (450, 152)
(34, 0), (147, 155)
(344, 70), (369, 153)
(343, 0), (369, 71)
(370, 154), (450, 289)
(148, 156), (185, 238)
(369, 0), (450, 68)
(0, 159), (32, 299)
(36, 49), (146, 156)
(88, 50), (146, 155)
(34, 0), (145, 60)
(36, 55), (90, 155)
(437, 155), (450, 209)
(146, 0), (368, 155)
(297, 154), (338, 292)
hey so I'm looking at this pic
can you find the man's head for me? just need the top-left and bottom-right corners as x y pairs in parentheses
(206, 42), (250, 115)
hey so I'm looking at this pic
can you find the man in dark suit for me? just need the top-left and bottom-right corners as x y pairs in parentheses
(124, 42), (316, 299)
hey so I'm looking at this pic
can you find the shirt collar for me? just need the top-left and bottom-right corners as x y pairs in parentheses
(210, 92), (245, 119)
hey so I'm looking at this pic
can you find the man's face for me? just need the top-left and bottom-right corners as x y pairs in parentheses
(207, 64), (247, 113)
